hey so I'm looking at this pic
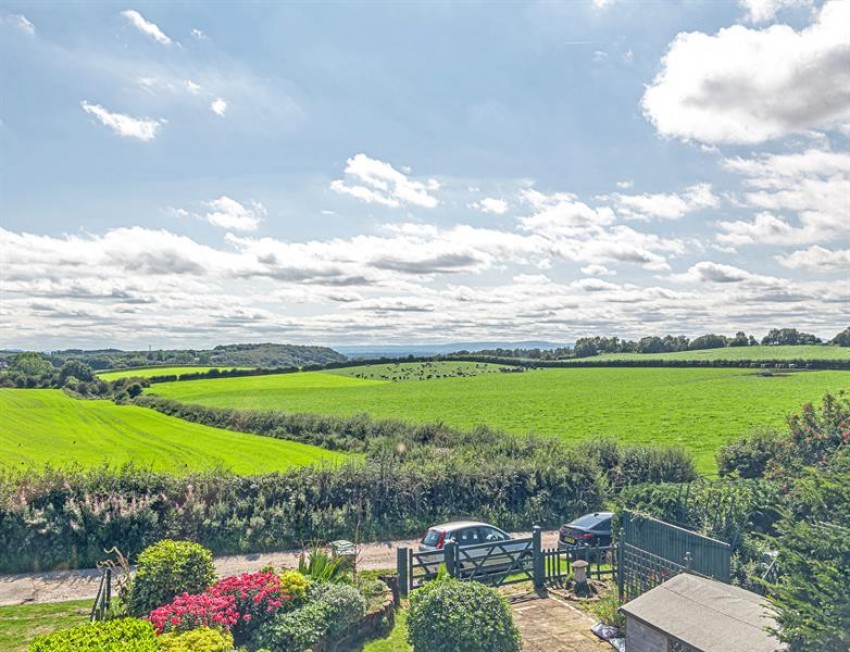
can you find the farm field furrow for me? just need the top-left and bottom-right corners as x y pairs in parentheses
(0, 389), (346, 474)
(150, 367), (850, 474)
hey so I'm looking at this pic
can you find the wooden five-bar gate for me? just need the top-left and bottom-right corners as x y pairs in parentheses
(397, 526), (615, 597)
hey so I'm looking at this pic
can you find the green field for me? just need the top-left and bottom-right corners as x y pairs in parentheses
(150, 367), (850, 473)
(330, 361), (507, 381)
(0, 389), (346, 474)
(579, 345), (850, 363)
(0, 600), (89, 652)
(97, 366), (252, 380)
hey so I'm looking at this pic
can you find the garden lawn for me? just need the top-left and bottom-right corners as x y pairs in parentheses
(0, 389), (347, 474)
(0, 600), (89, 652)
(361, 608), (410, 652)
(97, 365), (251, 380)
(149, 367), (850, 474)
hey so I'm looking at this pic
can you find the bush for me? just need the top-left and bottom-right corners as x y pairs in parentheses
(157, 627), (234, 652)
(407, 577), (521, 652)
(252, 600), (328, 651)
(312, 582), (366, 639)
(28, 618), (158, 652)
(279, 570), (310, 605)
(208, 571), (289, 642)
(148, 591), (239, 634)
(717, 428), (784, 478)
(128, 539), (215, 617)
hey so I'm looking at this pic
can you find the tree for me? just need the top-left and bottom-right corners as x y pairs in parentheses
(637, 336), (665, 354)
(58, 360), (94, 383)
(761, 328), (822, 346)
(728, 331), (750, 347)
(12, 352), (53, 377)
(688, 333), (728, 350)
(829, 326), (850, 347)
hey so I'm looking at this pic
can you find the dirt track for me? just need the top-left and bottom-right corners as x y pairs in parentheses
(0, 531), (559, 606)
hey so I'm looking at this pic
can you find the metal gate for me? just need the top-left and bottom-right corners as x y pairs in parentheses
(618, 510), (731, 601)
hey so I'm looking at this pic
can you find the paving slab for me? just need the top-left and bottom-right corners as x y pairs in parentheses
(510, 592), (610, 652)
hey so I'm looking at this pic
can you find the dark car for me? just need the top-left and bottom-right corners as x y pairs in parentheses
(558, 511), (613, 555)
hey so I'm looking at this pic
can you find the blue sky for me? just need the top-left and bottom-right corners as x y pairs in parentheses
(1, 0), (848, 349)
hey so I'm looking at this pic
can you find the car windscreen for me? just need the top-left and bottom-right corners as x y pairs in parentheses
(568, 513), (610, 529)
(421, 529), (442, 546)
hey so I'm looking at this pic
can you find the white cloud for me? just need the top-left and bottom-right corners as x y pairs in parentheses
(203, 196), (265, 231)
(674, 261), (783, 287)
(80, 101), (164, 141)
(330, 154), (440, 208)
(191, 28), (208, 40)
(581, 264), (615, 276)
(738, 0), (813, 23)
(777, 245), (850, 273)
(186, 80), (202, 95)
(642, 1), (850, 144)
(608, 183), (719, 220)
(2, 13), (35, 35)
(470, 197), (509, 215)
(593, 0), (614, 8)
(121, 10), (172, 46)
(622, 49), (634, 64)
(616, 180), (634, 189)
(211, 98), (228, 117)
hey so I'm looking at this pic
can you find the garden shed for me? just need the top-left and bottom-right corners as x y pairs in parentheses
(619, 573), (783, 652)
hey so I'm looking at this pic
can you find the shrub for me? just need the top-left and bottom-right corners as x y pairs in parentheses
(717, 428), (784, 478)
(298, 548), (351, 584)
(208, 571), (289, 642)
(279, 570), (310, 605)
(407, 577), (521, 652)
(148, 591), (239, 634)
(157, 627), (234, 652)
(128, 539), (215, 617)
(28, 618), (158, 652)
(312, 582), (366, 639)
(251, 600), (328, 652)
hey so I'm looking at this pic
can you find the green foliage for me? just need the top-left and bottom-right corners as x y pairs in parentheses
(576, 439), (697, 487)
(27, 618), (158, 652)
(830, 326), (850, 347)
(127, 539), (215, 617)
(407, 576), (521, 652)
(157, 628), (234, 652)
(762, 328), (822, 346)
(590, 588), (626, 630)
(13, 352), (54, 377)
(252, 583), (365, 651)
(298, 549), (351, 584)
(717, 428), (784, 478)
(279, 570), (310, 604)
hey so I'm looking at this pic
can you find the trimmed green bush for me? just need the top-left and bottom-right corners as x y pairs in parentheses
(28, 618), (158, 652)
(313, 582), (366, 639)
(279, 569), (311, 604)
(407, 577), (521, 652)
(127, 539), (215, 617)
(158, 627), (234, 652)
(252, 600), (328, 651)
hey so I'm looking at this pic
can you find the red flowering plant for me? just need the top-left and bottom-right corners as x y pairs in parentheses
(148, 571), (292, 644)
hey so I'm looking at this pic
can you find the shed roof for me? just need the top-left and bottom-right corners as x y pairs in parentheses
(620, 573), (784, 652)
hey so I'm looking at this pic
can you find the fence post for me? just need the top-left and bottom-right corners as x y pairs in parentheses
(104, 568), (111, 614)
(444, 539), (457, 578)
(397, 547), (409, 598)
(617, 528), (624, 603)
(532, 526), (544, 590)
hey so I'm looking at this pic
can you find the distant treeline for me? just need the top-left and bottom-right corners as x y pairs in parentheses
(457, 327), (850, 361)
(443, 355), (850, 370)
(0, 397), (696, 572)
(0, 342), (346, 371)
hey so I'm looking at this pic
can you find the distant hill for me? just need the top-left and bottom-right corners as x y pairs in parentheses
(0, 343), (347, 371)
(335, 341), (567, 359)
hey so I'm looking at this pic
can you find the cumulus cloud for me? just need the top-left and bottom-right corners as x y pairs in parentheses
(642, 1), (850, 144)
(80, 101), (164, 141)
(777, 245), (850, 273)
(330, 154), (440, 208)
(608, 183), (719, 220)
(674, 261), (783, 287)
(210, 98), (228, 117)
(203, 196), (265, 231)
(738, 0), (813, 23)
(1, 13), (35, 35)
(121, 9), (172, 46)
(581, 264), (615, 276)
(470, 197), (509, 215)
(186, 80), (202, 94)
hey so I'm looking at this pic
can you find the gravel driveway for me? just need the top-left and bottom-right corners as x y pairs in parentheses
(0, 530), (559, 606)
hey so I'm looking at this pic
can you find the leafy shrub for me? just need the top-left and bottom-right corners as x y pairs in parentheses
(279, 570), (310, 605)
(298, 548), (351, 584)
(577, 439), (697, 487)
(407, 576), (521, 652)
(251, 600), (328, 652)
(717, 428), (784, 478)
(590, 588), (625, 630)
(312, 582), (366, 639)
(208, 571), (289, 642)
(148, 591), (239, 634)
(158, 627), (234, 652)
(28, 618), (158, 652)
(128, 539), (215, 617)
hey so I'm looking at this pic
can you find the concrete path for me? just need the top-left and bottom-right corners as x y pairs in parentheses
(0, 530), (559, 606)
(511, 592), (610, 652)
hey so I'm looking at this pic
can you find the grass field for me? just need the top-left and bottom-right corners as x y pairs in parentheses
(0, 389), (346, 474)
(330, 361), (507, 381)
(0, 600), (89, 652)
(150, 366), (850, 473)
(97, 365), (251, 380)
(575, 345), (850, 363)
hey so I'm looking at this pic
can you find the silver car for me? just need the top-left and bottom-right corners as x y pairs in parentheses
(418, 520), (531, 576)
